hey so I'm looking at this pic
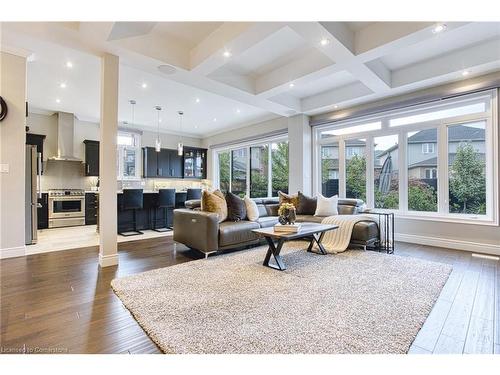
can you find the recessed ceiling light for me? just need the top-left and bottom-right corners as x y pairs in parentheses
(195, 125), (198, 129)
(55, 98), (61, 103)
(59, 82), (67, 89)
(213, 118), (217, 122)
(320, 38), (330, 46)
(334, 105), (338, 109)
(159, 119), (162, 123)
(236, 109), (241, 114)
(195, 98), (200, 103)
(141, 83), (148, 89)
(432, 23), (447, 34)
(65, 61), (73, 68)
(223, 50), (232, 58)
(289, 83), (295, 88)
(462, 70), (470, 76)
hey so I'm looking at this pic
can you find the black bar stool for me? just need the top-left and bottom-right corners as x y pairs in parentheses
(186, 188), (202, 201)
(175, 191), (187, 209)
(152, 189), (175, 232)
(119, 189), (144, 236)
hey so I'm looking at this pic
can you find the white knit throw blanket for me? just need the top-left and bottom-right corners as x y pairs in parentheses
(319, 215), (375, 254)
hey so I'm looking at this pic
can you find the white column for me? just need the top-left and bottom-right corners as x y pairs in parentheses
(0, 51), (27, 259)
(287, 114), (312, 195)
(98, 53), (119, 267)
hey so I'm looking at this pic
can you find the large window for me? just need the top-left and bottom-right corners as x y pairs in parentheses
(250, 145), (269, 198)
(231, 148), (247, 198)
(320, 142), (339, 197)
(374, 134), (399, 209)
(215, 138), (288, 198)
(314, 90), (497, 224)
(345, 138), (366, 201)
(117, 131), (141, 180)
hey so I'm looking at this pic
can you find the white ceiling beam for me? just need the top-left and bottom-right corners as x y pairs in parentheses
(392, 38), (500, 87)
(289, 22), (391, 94)
(356, 22), (472, 62)
(267, 94), (302, 113)
(255, 50), (333, 96)
(189, 22), (285, 75)
(301, 82), (373, 113)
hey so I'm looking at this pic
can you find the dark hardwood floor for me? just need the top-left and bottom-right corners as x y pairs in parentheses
(1, 238), (498, 354)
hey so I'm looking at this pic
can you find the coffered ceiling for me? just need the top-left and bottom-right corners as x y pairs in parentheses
(1, 21), (499, 136)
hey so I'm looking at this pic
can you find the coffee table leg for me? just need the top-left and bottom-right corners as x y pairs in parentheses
(263, 237), (286, 271)
(307, 232), (327, 255)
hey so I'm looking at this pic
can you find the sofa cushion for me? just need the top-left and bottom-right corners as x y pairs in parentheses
(201, 190), (227, 223)
(278, 191), (299, 209)
(297, 191), (317, 215)
(244, 196), (260, 221)
(294, 214), (324, 224)
(218, 221), (260, 247)
(315, 194), (339, 216)
(256, 216), (279, 228)
(265, 203), (279, 217)
(257, 204), (268, 217)
(352, 220), (379, 242)
(226, 192), (247, 222)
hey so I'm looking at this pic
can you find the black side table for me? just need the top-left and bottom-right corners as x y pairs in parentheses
(362, 211), (395, 254)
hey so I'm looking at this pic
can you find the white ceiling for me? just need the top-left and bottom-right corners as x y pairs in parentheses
(3, 21), (500, 137)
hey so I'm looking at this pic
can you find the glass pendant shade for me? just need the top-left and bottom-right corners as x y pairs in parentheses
(177, 142), (183, 156)
(155, 105), (162, 152)
(155, 138), (161, 152)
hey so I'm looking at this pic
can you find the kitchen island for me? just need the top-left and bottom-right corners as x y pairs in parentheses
(85, 191), (188, 232)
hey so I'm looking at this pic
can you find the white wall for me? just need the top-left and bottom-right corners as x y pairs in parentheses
(0, 51), (27, 258)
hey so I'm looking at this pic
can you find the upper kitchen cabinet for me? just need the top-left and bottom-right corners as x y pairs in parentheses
(142, 147), (184, 178)
(142, 147), (158, 178)
(83, 140), (99, 176)
(26, 133), (46, 174)
(184, 147), (207, 179)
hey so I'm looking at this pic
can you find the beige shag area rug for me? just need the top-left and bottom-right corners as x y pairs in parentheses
(111, 242), (451, 354)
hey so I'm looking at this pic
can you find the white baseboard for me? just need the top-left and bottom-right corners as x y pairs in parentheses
(395, 233), (500, 256)
(99, 253), (119, 267)
(0, 246), (26, 259)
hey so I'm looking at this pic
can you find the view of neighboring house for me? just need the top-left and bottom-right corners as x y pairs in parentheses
(322, 124), (486, 186)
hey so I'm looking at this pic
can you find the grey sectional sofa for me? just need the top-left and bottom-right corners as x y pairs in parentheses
(173, 197), (379, 257)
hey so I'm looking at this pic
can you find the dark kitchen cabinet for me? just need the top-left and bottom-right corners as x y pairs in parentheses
(168, 150), (183, 178)
(142, 147), (184, 178)
(26, 133), (46, 174)
(157, 149), (171, 177)
(142, 147), (158, 178)
(83, 140), (99, 176)
(184, 147), (207, 179)
(85, 193), (98, 225)
(37, 193), (49, 229)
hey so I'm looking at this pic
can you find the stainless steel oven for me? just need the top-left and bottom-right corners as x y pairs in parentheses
(48, 189), (85, 228)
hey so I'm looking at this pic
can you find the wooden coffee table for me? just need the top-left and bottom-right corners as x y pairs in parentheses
(252, 222), (339, 271)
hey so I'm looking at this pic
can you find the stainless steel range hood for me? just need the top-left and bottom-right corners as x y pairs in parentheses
(48, 112), (82, 162)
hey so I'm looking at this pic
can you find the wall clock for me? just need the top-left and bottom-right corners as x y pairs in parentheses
(0, 96), (7, 122)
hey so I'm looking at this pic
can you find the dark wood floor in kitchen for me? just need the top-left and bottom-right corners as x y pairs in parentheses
(1, 238), (499, 354)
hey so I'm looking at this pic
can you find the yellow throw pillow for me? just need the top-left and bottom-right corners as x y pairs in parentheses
(278, 191), (299, 209)
(201, 190), (228, 223)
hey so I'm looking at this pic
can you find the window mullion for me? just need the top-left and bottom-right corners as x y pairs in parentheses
(366, 136), (374, 208)
(267, 143), (272, 198)
(400, 131), (408, 214)
(246, 146), (250, 197)
(437, 124), (448, 214)
(339, 138), (346, 198)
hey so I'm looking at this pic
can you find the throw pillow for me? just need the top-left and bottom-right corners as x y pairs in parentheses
(278, 191), (299, 209)
(244, 196), (260, 221)
(314, 194), (339, 217)
(201, 190), (228, 223)
(225, 192), (247, 222)
(297, 191), (317, 215)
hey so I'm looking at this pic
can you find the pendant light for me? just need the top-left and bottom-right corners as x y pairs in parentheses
(177, 110), (184, 156)
(155, 106), (162, 152)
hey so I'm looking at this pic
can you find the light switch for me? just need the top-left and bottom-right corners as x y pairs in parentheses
(0, 164), (9, 173)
